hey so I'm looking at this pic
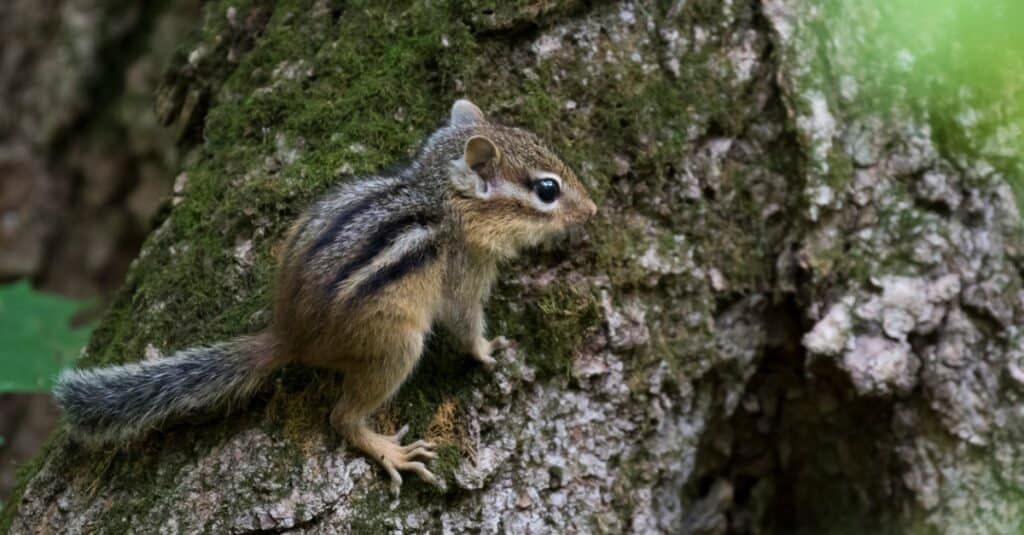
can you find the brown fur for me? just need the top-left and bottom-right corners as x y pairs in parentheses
(263, 100), (596, 494)
(61, 99), (596, 496)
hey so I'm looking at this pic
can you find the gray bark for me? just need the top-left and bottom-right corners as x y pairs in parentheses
(3, 0), (1024, 533)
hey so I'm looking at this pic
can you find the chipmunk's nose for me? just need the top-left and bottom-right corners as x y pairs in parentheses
(585, 199), (598, 218)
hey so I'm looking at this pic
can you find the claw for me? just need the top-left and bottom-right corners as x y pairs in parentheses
(386, 424), (410, 444)
(348, 425), (440, 496)
(491, 336), (512, 350)
(404, 446), (437, 460)
(399, 461), (439, 486)
(383, 462), (403, 496)
(470, 336), (512, 368)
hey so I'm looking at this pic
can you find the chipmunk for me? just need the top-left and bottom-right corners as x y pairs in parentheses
(54, 100), (597, 494)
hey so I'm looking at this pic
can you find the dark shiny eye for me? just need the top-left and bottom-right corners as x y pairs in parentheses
(533, 178), (560, 203)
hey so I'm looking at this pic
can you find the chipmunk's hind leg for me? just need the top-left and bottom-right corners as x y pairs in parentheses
(329, 334), (439, 495)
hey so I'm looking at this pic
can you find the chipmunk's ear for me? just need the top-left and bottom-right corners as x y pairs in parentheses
(450, 99), (486, 127)
(451, 135), (500, 198)
(464, 135), (500, 171)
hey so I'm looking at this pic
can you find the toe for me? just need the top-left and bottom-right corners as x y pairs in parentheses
(383, 461), (403, 496)
(386, 425), (410, 444)
(491, 336), (512, 349)
(404, 446), (438, 461)
(399, 461), (439, 486)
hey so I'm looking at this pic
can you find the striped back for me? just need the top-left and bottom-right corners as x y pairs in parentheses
(285, 172), (446, 310)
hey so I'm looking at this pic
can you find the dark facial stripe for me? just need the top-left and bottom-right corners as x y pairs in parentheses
(350, 239), (439, 302)
(303, 182), (402, 263)
(327, 210), (442, 295)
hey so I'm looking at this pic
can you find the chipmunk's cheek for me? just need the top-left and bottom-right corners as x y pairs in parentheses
(489, 181), (515, 199)
(547, 222), (571, 241)
(531, 222), (558, 243)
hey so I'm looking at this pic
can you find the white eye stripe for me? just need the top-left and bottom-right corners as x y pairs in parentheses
(530, 170), (562, 185)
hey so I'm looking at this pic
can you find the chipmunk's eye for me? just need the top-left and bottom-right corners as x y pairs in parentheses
(533, 178), (560, 203)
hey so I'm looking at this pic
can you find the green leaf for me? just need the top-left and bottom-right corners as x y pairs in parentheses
(0, 281), (93, 392)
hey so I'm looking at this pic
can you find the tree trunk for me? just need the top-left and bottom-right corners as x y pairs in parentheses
(3, 0), (1023, 533)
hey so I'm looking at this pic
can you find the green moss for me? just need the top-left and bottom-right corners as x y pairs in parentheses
(8, 0), (803, 527)
(460, 0), (589, 33)
(491, 281), (601, 378)
(823, 148), (855, 189)
(5, 0), (489, 524)
(346, 488), (393, 534)
(590, 219), (650, 287)
(77, 0), (479, 374)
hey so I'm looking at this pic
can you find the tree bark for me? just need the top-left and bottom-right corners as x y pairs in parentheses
(3, 0), (1024, 533)
(0, 0), (198, 296)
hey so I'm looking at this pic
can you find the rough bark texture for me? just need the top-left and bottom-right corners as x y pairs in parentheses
(0, 395), (57, 503)
(3, 0), (1024, 533)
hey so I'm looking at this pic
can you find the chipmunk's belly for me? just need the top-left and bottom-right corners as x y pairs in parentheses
(297, 261), (443, 371)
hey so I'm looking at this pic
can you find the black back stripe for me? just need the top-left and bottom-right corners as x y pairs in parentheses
(303, 182), (402, 263)
(351, 240), (439, 302)
(327, 210), (442, 295)
(286, 214), (315, 258)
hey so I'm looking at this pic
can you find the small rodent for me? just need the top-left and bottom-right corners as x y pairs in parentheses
(54, 100), (598, 494)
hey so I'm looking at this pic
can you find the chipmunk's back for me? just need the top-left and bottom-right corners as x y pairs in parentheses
(274, 169), (448, 363)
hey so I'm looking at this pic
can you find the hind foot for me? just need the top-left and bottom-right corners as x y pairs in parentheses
(347, 424), (439, 496)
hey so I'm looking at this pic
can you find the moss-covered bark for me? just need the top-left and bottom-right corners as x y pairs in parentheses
(3, 0), (1024, 533)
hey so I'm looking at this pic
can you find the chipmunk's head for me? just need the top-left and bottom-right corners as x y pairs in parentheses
(444, 100), (597, 257)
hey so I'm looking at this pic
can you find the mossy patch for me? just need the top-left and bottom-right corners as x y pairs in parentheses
(491, 281), (601, 378)
(7, 0), (489, 526)
(7, 0), (806, 529)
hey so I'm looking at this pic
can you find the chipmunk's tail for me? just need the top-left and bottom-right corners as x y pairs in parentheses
(54, 332), (285, 445)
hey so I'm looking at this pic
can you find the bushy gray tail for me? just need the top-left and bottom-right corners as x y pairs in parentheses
(54, 333), (283, 445)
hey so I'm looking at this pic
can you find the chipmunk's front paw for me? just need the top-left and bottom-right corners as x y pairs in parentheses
(471, 336), (512, 368)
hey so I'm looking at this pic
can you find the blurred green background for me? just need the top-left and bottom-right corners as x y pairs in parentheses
(824, 0), (1024, 199)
